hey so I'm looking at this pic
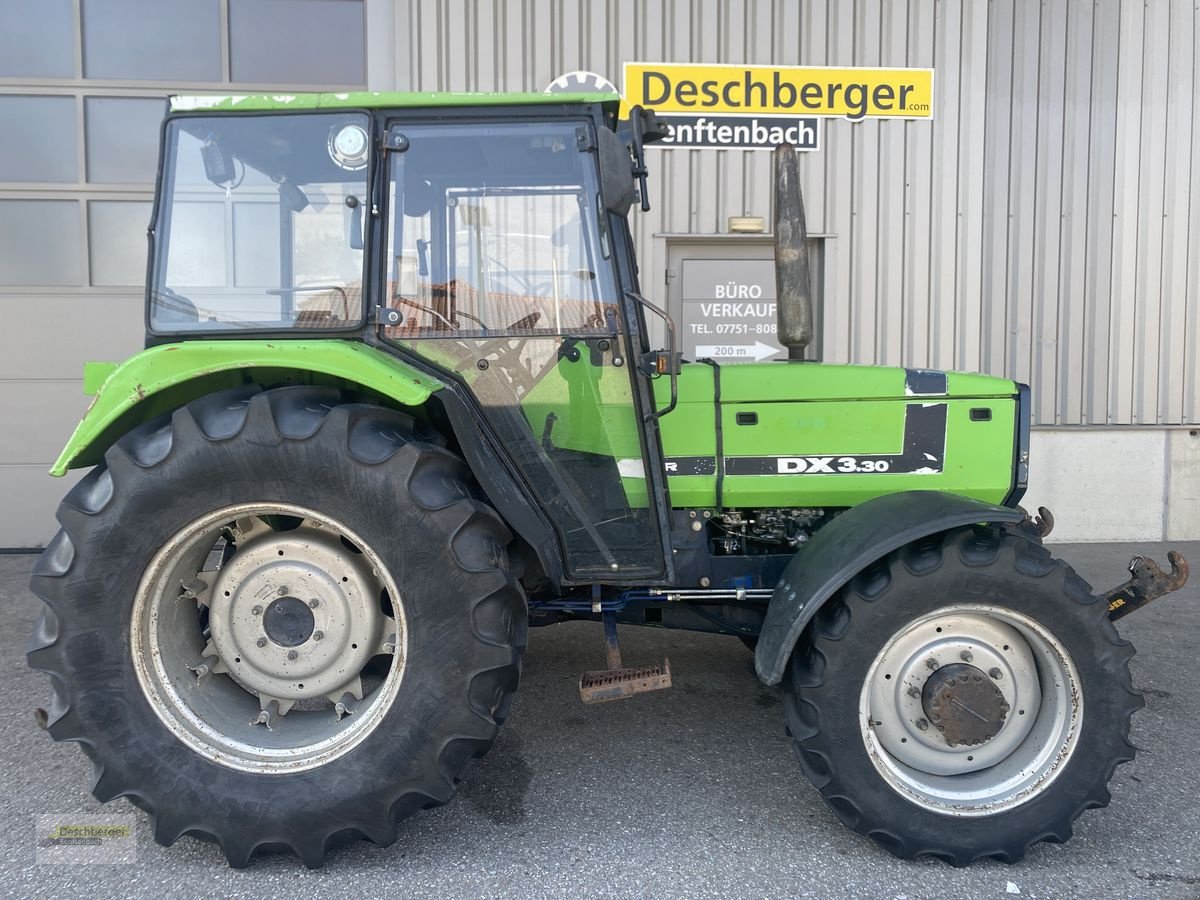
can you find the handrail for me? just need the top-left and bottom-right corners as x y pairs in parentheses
(624, 290), (678, 421)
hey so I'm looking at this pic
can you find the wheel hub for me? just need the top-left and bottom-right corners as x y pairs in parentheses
(206, 525), (396, 711)
(864, 610), (1041, 776)
(264, 596), (315, 647)
(921, 662), (1009, 747)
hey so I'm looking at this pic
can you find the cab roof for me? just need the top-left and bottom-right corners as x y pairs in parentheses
(170, 90), (621, 113)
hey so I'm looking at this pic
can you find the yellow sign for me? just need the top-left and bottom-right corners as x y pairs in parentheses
(624, 62), (934, 120)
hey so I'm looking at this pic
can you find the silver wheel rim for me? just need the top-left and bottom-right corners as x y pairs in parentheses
(131, 503), (407, 774)
(859, 604), (1081, 815)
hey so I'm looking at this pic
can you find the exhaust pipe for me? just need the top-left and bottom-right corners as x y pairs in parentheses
(773, 143), (814, 359)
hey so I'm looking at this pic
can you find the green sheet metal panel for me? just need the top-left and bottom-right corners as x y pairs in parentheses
(656, 361), (1018, 509)
(52, 340), (441, 475)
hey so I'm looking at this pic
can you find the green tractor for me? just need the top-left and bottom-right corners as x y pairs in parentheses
(29, 91), (1189, 868)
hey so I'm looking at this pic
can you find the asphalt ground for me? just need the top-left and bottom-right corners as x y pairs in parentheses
(1, 541), (1197, 899)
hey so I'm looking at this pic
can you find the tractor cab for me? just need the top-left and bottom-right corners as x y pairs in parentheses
(150, 94), (674, 582)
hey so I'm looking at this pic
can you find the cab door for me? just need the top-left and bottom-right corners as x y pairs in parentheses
(378, 118), (668, 581)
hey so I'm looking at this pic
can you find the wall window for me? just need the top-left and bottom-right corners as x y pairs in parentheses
(85, 98), (168, 184)
(81, 0), (222, 82)
(0, 97), (78, 183)
(88, 201), (153, 286)
(232, 204), (281, 287)
(0, 201), (82, 286)
(229, 0), (365, 85)
(0, 0), (75, 78)
(163, 203), (227, 288)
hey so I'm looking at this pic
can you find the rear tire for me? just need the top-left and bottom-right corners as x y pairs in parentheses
(783, 525), (1141, 865)
(27, 385), (527, 867)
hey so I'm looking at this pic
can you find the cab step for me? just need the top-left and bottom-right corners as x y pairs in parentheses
(579, 610), (672, 704)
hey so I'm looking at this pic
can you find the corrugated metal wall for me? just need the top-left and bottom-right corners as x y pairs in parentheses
(383, 0), (1200, 425)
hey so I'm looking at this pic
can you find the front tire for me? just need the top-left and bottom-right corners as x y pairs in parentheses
(783, 526), (1141, 865)
(27, 385), (527, 867)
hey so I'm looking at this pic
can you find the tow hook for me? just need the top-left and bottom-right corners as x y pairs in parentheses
(1102, 551), (1190, 621)
(1020, 506), (1055, 540)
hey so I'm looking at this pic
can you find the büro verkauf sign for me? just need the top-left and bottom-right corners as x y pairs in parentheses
(624, 62), (935, 121)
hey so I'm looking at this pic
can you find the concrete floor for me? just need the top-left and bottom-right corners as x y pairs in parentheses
(1, 541), (1197, 898)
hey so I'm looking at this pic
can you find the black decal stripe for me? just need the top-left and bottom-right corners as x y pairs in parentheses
(720, 403), (948, 476)
(1002, 383), (1031, 507)
(902, 403), (948, 464)
(724, 456), (790, 476)
(664, 456), (717, 476)
(905, 368), (948, 396)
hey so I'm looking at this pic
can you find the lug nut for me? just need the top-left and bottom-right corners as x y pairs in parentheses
(908, 686), (920, 699)
(256, 638), (267, 648)
(308, 598), (319, 609)
(926, 658), (938, 670)
(916, 718), (929, 731)
(251, 605), (263, 616)
(312, 631), (323, 641)
(287, 650), (298, 661)
(278, 586), (289, 596)
(383, 642), (396, 655)
(989, 667), (1003, 680)
(960, 650), (974, 663)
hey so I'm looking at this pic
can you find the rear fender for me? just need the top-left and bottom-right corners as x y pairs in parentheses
(52, 340), (442, 474)
(754, 490), (1025, 685)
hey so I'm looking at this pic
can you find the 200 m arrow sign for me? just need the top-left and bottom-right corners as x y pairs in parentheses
(693, 341), (781, 362)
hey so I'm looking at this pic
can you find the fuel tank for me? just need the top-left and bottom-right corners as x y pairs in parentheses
(655, 361), (1025, 510)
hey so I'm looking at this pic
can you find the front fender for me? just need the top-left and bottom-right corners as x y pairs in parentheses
(754, 490), (1025, 685)
(52, 340), (443, 475)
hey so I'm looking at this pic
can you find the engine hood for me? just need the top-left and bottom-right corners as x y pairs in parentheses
(707, 361), (1017, 403)
(657, 361), (1025, 511)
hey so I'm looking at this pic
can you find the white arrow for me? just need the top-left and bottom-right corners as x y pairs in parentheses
(693, 340), (782, 362)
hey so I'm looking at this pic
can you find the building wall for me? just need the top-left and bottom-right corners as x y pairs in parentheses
(377, 0), (1199, 428)
(0, 0), (368, 547)
(1, 0), (1196, 546)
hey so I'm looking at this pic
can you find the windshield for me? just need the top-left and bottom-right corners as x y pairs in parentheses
(150, 112), (370, 333)
(383, 121), (617, 339)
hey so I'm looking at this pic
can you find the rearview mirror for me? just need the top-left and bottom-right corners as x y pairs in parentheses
(597, 126), (636, 215)
(279, 180), (309, 213)
(200, 141), (235, 186)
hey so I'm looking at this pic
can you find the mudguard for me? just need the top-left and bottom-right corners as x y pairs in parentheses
(50, 339), (572, 588)
(754, 490), (1025, 685)
(51, 340), (442, 474)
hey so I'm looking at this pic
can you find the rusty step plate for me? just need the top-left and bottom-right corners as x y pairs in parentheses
(579, 659), (672, 704)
